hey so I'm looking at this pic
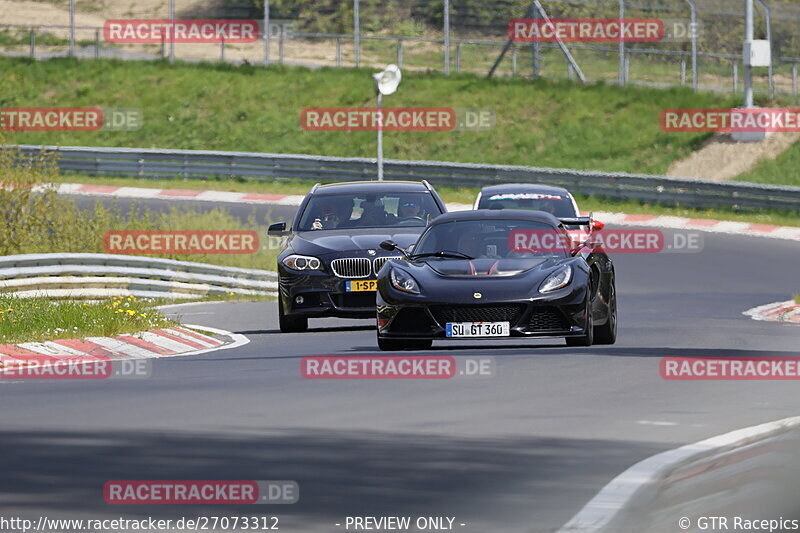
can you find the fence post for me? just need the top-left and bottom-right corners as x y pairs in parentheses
(531, 4), (540, 79)
(443, 0), (450, 75)
(279, 24), (285, 63)
(455, 42), (461, 72)
(755, 0), (774, 97)
(733, 61), (739, 93)
(354, 0), (360, 68)
(624, 54), (630, 82)
(29, 29), (36, 58)
(618, 0), (625, 85)
(69, 0), (75, 56)
(337, 37), (342, 67)
(794, 63), (798, 95)
(263, 0), (270, 66)
(680, 57), (686, 86)
(684, 0), (697, 91)
(511, 44), (517, 77)
(396, 40), (403, 67)
(95, 29), (100, 58)
(168, 0), (174, 64)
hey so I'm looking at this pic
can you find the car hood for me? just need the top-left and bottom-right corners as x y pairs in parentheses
(425, 257), (562, 277)
(289, 228), (422, 256)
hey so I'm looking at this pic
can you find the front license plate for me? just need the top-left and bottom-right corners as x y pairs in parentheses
(446, 322), (510, 338)
(346, 280), (377, 292)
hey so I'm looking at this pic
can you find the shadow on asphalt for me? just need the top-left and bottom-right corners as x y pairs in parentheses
(0, 429), (669, 533)
(236, 325), (375, 335)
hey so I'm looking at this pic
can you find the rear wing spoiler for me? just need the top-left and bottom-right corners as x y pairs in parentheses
(558, 217), (591, 226)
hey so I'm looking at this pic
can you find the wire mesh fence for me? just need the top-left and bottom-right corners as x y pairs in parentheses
(2, 0), (799, 96)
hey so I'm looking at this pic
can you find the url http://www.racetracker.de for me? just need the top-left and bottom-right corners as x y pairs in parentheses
(0, 515), (281, 533)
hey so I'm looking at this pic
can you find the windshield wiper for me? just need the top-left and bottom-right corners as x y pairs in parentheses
(411, 250), (474, 260)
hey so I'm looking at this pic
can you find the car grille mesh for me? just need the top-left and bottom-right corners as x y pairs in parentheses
(430, 304), (525, 325)
(390, 308), (436, 333)
(527, 307), (570, 331)
(373, 256), (402, 273)
(330, 258), (372, 278)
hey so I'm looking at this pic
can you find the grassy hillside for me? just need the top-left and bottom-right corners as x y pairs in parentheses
(0, 56), (739, 174)
(736, 143), (800, 187)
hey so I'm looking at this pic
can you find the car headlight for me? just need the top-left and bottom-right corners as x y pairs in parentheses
(390, 269), (420, 294)
(282, 254), (322, 271)
(539, 265), (572, 293)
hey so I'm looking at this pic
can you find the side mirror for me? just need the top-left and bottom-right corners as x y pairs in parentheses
(592, 220), (605, 231)
(380, 240), (397, 251)
(268, 222), (287, 237)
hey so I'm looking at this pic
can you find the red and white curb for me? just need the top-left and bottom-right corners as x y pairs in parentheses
(55, 183), (800, 242)
(55, 183), (307, 206)
(586, 211), (800, 242)
(744, 300), (800, 324)
(0, 325), (249, 374)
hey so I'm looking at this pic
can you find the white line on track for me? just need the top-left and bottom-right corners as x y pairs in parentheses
(558, 415), (800, 533)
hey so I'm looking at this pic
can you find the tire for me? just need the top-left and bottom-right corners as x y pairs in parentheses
(279, 301), (308, 333)
(566, 302), (594, 347)
(593, 284), (617, 345)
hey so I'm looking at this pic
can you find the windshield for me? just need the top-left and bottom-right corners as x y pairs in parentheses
(297, 191), (442, 231)
(414, 219), (570, 259)
(477, 192), (578, 218)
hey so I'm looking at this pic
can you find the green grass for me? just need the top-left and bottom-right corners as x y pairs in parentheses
(0, 29), (95, 48)
(0, 295), (175, 344)
(62, 173), (800, 227)
(735, 142), (800, 187)
(0, 56), (745, 174)
(795, 294), (800, 304)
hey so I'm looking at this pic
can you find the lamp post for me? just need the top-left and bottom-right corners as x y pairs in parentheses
(372, 64), (402, 181)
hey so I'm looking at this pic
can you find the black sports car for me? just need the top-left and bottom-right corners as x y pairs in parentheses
(474, 183), (581, 218)
(268, 180), (447, 332)
(375, 209), (617, 350)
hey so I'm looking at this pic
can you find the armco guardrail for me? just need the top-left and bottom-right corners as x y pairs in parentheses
(0, 253), (278, 300)
(14, 144), (800, 212)
(560, 416), (800, 533)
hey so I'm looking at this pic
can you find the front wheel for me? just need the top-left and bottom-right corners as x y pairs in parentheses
(566, 303), (593, 347)
(593, 284), (617, 345)
(279, 301), (308, 333)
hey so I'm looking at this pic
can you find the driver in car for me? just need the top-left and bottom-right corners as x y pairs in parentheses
(357, 199), (390, 227)
(311, 203), (343, 230)
(398, 200), (422, 220)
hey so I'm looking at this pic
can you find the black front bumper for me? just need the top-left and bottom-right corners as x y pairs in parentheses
(279, 268), (376, 319)
(376, 289), (589, 340)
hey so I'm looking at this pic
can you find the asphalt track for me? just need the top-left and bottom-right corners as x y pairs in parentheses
(1, 195), (799, 532)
